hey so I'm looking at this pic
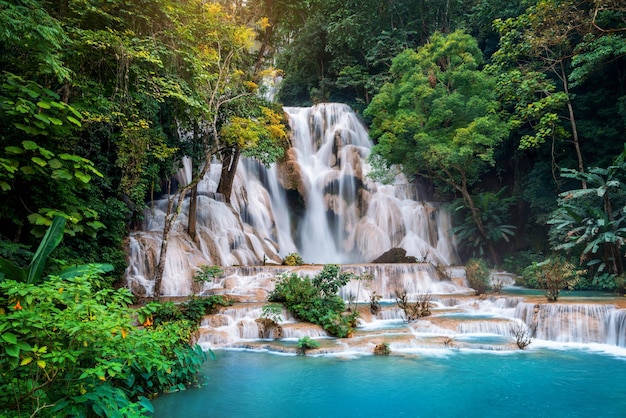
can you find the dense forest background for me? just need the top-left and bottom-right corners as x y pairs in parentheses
(1, 0), (626, 291)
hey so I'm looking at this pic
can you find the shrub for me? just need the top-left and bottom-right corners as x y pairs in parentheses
(465, 258), (491, 295)
(369, 291), (382, 315)
(261, 303), (283, 323)
(137, 295), (232, 326)
(268, 265), (358, 338)
(526, 257), (585, 301)
(510, 322), (532, 349)
(296, 336), (320, 354)
(283, 252), (304, 266)
(395, 288), (431, 322)
(193, 265), (223, 283)
(0, 273), (207, 417)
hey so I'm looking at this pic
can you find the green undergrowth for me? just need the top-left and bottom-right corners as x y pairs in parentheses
(0, 271), (230, 417)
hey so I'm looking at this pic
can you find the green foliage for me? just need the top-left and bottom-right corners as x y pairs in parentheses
(137, 295), (233, 328)
(283, 252), (304, 266)
(0, 0), (70, 80)
(311, 264), (355, 298)
(365, 30), (510, 263)
(268, 265), (358, 338)
(296, 336), (320, 355)
(548, 148), (626, 286)
(274, 0), (476, 106)
(450, 188), (516, 260)
(502, 250), (545, 276)
(194, 265), (224, 284)
(0, 272), (206, 417)
(465, 258), (491, 296)
(524, 257), (585, 301)
(0, 216), (112, 284)
(591, 273), (621, 292)
(261, 303), (283, 323)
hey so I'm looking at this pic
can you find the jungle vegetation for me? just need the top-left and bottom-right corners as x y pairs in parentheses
(0, 0), (625, 415)
(1, 0), (624, 291)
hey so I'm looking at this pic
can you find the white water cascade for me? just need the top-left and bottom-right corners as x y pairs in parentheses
(124, 103), (459, 297)
(196, 295), (626, 352)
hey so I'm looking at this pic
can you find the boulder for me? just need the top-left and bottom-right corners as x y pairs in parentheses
(371, 247), (417, 264)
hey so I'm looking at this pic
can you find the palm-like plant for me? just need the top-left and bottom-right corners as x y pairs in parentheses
(450, 187), (516, 263)
(548, 147), (626, 290)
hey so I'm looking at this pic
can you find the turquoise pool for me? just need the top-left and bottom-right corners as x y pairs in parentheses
(152, 347), (626, 417)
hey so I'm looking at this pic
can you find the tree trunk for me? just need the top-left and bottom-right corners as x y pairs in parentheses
(188, 182), (198, 241)
(217, 149), (241, 203)
(459, 182), (499, 266)
(560, 66), (586, 189)
(153, 185), (188, 300)
(153, 154), (214, 300)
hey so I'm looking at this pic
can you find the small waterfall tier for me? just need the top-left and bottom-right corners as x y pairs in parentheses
(124, 103), (458, 297)
(197, 296), (626, 353)
(515, 302), (626, 345)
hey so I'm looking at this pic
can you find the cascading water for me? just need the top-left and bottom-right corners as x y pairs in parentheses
(122, 102), (626, 353)
(124, 103), (459, 297)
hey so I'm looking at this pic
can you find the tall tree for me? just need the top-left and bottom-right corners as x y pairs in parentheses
(364, 30), (510, 264)
(489, 0), (626, 190)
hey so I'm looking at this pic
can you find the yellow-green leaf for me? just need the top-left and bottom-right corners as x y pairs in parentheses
(22, 140), (38, 150)
(31, 157), (47, 167)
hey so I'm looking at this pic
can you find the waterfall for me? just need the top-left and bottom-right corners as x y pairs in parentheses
(124, 103), (459, 296)
(606, 309), (626, 347)
(515, 302), (616, 344)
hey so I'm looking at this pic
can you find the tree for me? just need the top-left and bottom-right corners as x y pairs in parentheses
(364, 30), (510, 264)
(548, 147), (626, 291)
(450, 188), (516, 259)
(275, 0), (479, 107)
(526, 256), (584, 301)
(489, 0), (626, 190)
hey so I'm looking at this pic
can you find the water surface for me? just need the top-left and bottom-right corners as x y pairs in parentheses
(153, 348), (626, 417)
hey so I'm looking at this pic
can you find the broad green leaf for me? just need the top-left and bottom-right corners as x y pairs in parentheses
(1, 332), (18, 344)
(6, 344), (20, 358)
(0, 258), (27, 281)
(67, 116), (82, 126)
(26, 216), (66, 284)
(52, 169), (73, 180)
(5, 146), (24, 154)
(34, 113), (51, 124)
(48, 117), (63, 126)
(31, 157), (47, 167)
(38, 147), (54, 159)
(22, 140), (38, 150)
(74, 170), (91, 183)
(49, 158), (62, 169)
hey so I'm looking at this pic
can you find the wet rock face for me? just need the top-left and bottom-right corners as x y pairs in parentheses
(371, 248), (418, 264)
(276, 148), (307, 199)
